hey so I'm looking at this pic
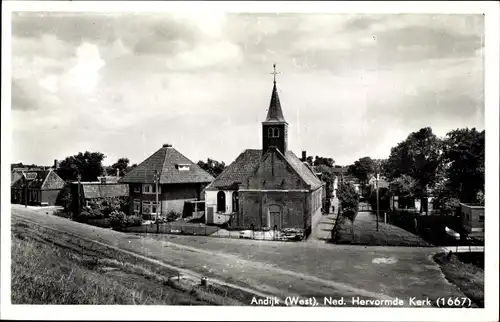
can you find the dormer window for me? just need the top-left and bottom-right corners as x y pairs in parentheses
(268, 127), (280, 138)
(177, 164), (190, 171)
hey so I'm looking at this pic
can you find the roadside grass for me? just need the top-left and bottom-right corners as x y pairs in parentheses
(11, 221), (252, 305)
(333, 216), (432, 247)
(434, 252), (484, 308)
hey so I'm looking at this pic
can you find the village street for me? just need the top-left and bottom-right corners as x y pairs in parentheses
(10, 204), (469, 306)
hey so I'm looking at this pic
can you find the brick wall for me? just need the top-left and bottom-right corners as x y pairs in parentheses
(41, 189), (61, 206)
(238, 191), (308, 230)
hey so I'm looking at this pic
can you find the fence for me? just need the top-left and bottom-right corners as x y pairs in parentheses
(121, 222), (306, 242)
(386, 210), (483, 247)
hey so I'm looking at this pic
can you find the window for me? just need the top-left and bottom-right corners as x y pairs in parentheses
(133, 186), (141, 193)
(134, 200), (141, 214)
(479, 215), (484, 223)
(142, 201), (160, 215)
(143, 184), (161, 194)
(268, 127), (280, 138)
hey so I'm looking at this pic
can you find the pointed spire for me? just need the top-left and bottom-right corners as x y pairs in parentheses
(264, 64), (286, 123)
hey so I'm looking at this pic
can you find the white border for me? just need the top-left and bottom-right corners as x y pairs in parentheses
(1, 1), (499, 321)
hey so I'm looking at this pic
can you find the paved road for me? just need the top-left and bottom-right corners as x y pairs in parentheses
(11, 205), (469, 307)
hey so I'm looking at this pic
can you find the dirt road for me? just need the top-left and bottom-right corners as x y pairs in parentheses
(10, 205), (468, 307)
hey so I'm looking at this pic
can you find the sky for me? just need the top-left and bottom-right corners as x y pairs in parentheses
(11, 12), (485, 166)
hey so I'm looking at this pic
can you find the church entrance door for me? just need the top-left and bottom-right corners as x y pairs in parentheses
(268, 205), (282, 230)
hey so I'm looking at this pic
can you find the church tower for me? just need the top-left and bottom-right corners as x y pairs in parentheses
(262, 64), (288, 155)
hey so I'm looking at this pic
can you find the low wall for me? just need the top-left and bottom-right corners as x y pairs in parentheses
(121, 222), (220, 235)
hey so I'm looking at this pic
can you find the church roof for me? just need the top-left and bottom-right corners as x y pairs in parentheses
(264, 82), (286, 123)
(206, 149), (323, 190)
(120, 144), (214, 184)
(205, 149), (263, 190)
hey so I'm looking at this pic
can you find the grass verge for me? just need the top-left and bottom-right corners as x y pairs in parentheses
(332, 216), (432, 247)
(433, 252), (484, 308)
(11, 220), (253, 305)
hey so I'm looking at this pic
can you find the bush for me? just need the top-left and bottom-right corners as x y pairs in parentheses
(57, 186), (72, 210)
(53, 209), (72, 219)
(337, 182), (361, 242)
(166, 210), (181, 222)
(109, 211), (142, 229)
(74, 209), (102, 223)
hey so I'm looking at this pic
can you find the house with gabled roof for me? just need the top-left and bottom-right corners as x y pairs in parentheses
(204, 65), (325, 234)
(11, 169), (66, 206)
(120, 144), (214, 219)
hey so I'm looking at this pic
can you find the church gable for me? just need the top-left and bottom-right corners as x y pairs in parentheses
(246, 148), (308, 190)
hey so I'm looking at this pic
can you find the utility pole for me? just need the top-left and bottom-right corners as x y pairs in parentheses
(154, 170), (160, 234)
(24, 181), (28, 208)
(77, 174), (82, 215)
(376, 173), (379, 232)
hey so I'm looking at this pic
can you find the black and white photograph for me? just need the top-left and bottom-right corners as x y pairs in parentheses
(1, 1), (499, 321)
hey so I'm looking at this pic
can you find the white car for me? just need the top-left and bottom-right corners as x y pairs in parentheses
(239, 230), (253, 239)
(445, 226), (460, 240)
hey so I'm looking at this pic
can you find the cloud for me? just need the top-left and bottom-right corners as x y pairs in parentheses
(10, 13), (484, 166)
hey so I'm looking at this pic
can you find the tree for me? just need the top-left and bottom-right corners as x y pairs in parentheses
(441, 128), (485, 204)
(390, 175), (418, 209)
(56, 151), (106, 182)
(11, 162), (40, 170)
(348, 157), (376, 184)
(108, 157), (131, 176)
(383, 127), (442, 211)
(197, 158), (226, 178)
(337, 182), (360, 241)
(313, 156), (335, 167)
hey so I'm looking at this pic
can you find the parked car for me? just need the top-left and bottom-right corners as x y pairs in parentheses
(239, 230), (253, 239)
(445, 226), (460, 240)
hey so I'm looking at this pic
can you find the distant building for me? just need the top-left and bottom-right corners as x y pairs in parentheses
(368, 175), (390, 190)
(204, 67), (324, 234)
(11, 169), (66, 206)
(120, 144), (214, 219)
(71, 176), (129, 211)
(460, 203), (484, 239)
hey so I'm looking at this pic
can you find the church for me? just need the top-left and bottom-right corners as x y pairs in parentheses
(204, 65), (324, 235)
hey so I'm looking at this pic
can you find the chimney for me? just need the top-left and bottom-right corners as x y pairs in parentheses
(163, 143), (172, 148)
(301, 151), (307, 162)
(53, 159), (58, 169)
(116, 168), (120, 177)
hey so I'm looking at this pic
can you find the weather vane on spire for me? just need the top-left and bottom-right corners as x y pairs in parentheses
(270, 63), (281, 83)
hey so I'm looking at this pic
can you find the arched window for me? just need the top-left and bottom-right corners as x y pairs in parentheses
(217, 191), (226, 213)
(268, 127), (280, 138)
(273, 128), (280, 137)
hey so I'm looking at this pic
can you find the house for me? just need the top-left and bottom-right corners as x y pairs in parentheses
(71, 176), (129, 211)
(120, 144), (214, 219)
(460, 203), (484, 239)
(368, 175), (390, 190)
(204, 67), (324, 235)
(11, 170), (24, 203)
(11, 169), (66, 206)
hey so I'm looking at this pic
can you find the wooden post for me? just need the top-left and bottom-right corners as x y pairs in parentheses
(24, 182), (28, 208)
(376, 174), (379, 232)
(77, 174), (81, 215)
(155, 170), (160, 234)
